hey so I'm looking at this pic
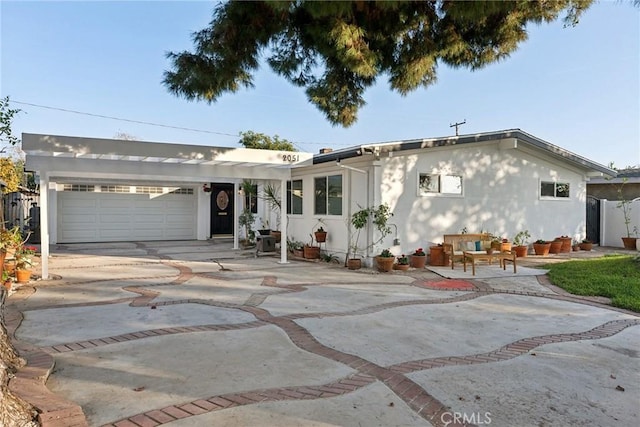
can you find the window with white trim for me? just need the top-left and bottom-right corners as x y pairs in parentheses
(540, 181), (570, 198)
(314, 175), (342, 215)
(419, 173), (463, 195)
(287, 180), (303, 215)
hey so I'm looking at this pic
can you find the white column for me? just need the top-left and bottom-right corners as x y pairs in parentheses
(38, 173), (50, 279)
(279, 178), (288, 264)
(233, 182), (239, 250)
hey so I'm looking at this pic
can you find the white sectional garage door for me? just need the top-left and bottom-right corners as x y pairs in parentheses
(57, 185), (196, 243)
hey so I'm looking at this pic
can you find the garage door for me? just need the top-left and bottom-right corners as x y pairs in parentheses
(57, 184), (196, 243)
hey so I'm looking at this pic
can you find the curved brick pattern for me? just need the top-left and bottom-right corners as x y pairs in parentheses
(40, 320), (268, 354)
(389, 318), (640, 374)
(101, 373), (377, 427)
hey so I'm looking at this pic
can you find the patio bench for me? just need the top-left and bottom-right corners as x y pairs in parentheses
(442, 233), (492, 269)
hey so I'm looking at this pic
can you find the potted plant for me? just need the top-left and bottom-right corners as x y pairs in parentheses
(262, 183), (282, 242)
(15, 245), (37, 283)
(533, 239), (551, 256)
(409, 247), (427, 269)
(616, 179), (638, 250)
(303, 233), (320, 259)
(288, 239), (304, 258)
(376, 248), (395, 272)
(580, 239), (593, 251)
(258, 218), (271, 236)
(572, 239), (581, 251)
(314, 225), (327, 243)
(2, 270), (13, 291)
(393, 254), (410, 271)
(512, 230), (530, 257)
(345, 204), (393, 269)
(556, 235), (572, 253)
(549, 238), (563, 254)
(429, 244), (446, 266)
(238, 208), (256, 248)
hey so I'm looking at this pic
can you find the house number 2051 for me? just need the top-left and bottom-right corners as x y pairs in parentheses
(282, 154), (299, 162)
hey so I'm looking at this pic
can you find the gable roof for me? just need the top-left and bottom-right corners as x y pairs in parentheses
(314, 129), (616, 177)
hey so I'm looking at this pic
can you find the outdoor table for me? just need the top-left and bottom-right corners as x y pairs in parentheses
(462, 250), (517, 276)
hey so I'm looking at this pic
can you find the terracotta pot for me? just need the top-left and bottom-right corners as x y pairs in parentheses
(270, 230), (281, 243)
(499, 242), (511, 252)
(621, 237), (637, 250)
(409, 255), (426, 269)
(514, 245), (528, 257)
(393, 263), (410, 271)
(347, 258), (362, 270)
(16, 269), (31, 283)
(429, 246), (445, 266)
(375, 256), (394, 272)
(557, 237), (572, 253)
(572, 244), (581, 252)
(486, 248), (494, 255)
(314, 231), (327, 243)
(549, 240), (563, 254)
(303, 245), (320, 259)
(580, 242), (593, 251)
(533, 242), (551, 256)
(293, 249), (304, 258)
(2, 280), (11, 291)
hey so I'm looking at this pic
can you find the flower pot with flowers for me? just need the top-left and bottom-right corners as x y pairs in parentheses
(375, 249), (395, 272)
(15, 245), (37, 283)
(409, 248), (427, 269)
(533, 239), (551, 256)
(393, 254), (410, 271)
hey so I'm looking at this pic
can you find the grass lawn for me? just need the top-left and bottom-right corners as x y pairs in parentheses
(544, 254), (640, 312)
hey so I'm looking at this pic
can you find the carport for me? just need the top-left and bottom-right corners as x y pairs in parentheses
(22, 133), (313, 278)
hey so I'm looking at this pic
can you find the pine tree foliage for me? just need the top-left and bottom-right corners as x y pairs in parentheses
(238, 131), (297, 151)
(164, 0), (592, 127)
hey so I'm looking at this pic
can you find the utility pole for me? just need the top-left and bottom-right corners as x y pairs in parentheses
(450, 119), (466, 136)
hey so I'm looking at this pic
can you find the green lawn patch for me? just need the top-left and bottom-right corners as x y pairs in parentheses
(544, 254), (640, 312)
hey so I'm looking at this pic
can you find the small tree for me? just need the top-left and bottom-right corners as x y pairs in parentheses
(238, 131), (296, 151)
(346, 204), (393, 265)
(616, 178), (637, 238)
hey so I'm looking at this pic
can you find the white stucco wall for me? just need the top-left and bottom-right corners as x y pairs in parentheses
(601, 199), (640, 248)
(289, 141), (592, 261)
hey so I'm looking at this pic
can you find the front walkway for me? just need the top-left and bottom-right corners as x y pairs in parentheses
(5, 241), (640, 426)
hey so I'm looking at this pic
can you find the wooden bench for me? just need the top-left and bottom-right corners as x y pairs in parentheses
(442, 233), (492, 269)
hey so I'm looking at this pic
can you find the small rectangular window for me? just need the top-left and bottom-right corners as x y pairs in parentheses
(419, 173), (462, 195)
(314, 175), (342, 215)
(541, 181), (570, 198)
(287, 180), (303, 215)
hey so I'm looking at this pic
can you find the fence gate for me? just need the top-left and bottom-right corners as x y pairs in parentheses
(586, 195), (601, 244)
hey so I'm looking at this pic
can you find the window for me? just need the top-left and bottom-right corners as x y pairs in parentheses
(314, 175), (342, 215)
(419, 173), (463, 195)
(287, 180), (303, 215)
(541, 181), (570, 198)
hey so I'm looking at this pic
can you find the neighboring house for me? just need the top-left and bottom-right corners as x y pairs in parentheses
(23, 129), (614, 276)
(587, 168), (640, 201)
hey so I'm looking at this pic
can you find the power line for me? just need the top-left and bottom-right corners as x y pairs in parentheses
(12, 100), (240, 138)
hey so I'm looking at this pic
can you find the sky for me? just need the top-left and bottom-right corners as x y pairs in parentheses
(1, 1), (639, 169)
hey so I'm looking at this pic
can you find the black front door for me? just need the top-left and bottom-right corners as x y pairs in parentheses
(210, 183), (234, 236)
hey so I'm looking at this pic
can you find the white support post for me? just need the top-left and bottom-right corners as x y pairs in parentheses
(38, 173), (50, 280)
(233, 181), (239, 250)
(279, 178), (288, 264)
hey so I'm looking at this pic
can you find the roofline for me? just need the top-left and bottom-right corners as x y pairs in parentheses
(313, 129), (616, 176)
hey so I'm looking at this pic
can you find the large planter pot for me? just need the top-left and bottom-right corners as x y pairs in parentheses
(499, 242), (511, 252)
(375, 256), (394, 272)
(621, 237), (638, 250)
(270, 230), (281, 243)
(557, 237), (572, 253)
(580, 242), (593, 251)
(303, 245), (320, 259)
(16, 269), (32, 283)
(429, 246), (445, 266)
(314, 231), (327, 243)
(393, 263), (410, 271)
(409, 255), (427, 269)
(549, 240), (563, 254)
(347, 258), (362, 270)
(514, 245), (528, 258)
(533, 242), (551, 256)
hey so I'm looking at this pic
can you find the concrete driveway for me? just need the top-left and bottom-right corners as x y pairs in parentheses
(6, 240), (639, 427)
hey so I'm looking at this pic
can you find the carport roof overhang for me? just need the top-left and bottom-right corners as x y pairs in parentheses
(23, 133), (313, 182)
